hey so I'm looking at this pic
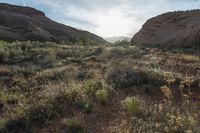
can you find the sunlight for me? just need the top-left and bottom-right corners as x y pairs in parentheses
(96, 9), (132, 37)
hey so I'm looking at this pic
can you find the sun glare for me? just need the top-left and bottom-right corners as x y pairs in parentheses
(95, 9), (132, 37)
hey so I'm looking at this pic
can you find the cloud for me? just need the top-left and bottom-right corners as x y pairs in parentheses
(2, 0), (200, 37)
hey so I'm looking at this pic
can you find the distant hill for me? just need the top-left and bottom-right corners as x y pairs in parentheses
(105, 36), (131, 43)
(0, 3), (106, 43)
(131, 10), (200, 47)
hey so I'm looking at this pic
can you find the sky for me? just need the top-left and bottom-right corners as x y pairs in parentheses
(0, 0), (200, 38)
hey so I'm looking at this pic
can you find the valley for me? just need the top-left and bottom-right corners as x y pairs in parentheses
(0, 2), (200, 133)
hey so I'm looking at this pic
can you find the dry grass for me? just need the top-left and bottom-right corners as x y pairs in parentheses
(0, 41), (199, 132)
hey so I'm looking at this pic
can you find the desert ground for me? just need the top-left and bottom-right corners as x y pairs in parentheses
(0, 41), (199, 133)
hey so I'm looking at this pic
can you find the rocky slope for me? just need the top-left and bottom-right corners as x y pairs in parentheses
(131, 10), (200, 47)
(0, 3), (105, 43)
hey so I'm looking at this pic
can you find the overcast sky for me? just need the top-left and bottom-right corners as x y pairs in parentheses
(0, 0), (200, 38)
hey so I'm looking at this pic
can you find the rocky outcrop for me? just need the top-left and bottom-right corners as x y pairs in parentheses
(0, 3), (105, 43)
(131, 10), (200, 47)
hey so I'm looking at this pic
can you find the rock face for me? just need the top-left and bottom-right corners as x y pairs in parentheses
(131, 10), (200, 47)
(0, 3), (105, 43)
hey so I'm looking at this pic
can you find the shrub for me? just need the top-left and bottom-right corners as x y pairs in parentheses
(66, 119), (84, 133)
(84, 102), (92, 113)
(121, 96), (141, 115)
(131, 101), (200, 133)
(74, 100), (93, 113)
(56, 48), (69, 59)
(10, 76), (28, 89)
(26, 105), (57, 127)
(106, 48), (139, 59)
(85, 47), (104, 57)
(3, 104), (57, 132)
(129, 81), (200, 133)
(0, 90), (10, 112)
(105, 64), (164, 89)
(9, 47), (24, 62)
(107, 48), (126, 59)
(105, 65), (143, 89)
(83, 80), (101, 97)
(95, 89), (109, 105)
(4, 117), (28, 132)
(34, 48), (56, 68)
(75, 67), (94, 81)
(0, 49), (9, 63)
(36, 69), (72, 85)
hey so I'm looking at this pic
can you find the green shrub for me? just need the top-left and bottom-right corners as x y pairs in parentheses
(121, 96), (141, 115)
(83, 80), (100, 97)
(95, 89), (109, 105)
(66, 119), (84, 133)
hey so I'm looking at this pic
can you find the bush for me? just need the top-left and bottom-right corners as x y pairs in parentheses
(4, 117), (28, 132)
(26, 105), (58, 127)
(3, 104), (58, 132)
(106, 48), (138, 59)
(0, 49), (9, 63)
(56, 49), (69, 59)
(83, 80), (101, 97)
(95, 89), (109, 105)
(34, 48), (56, 68)
(36, 69), (72, 85)
(82, 101), (92, 113)
(105, 64), (164, 89)
(75, 67), (94, 81)
(131, 101), (200, 133)
(121, 96), (141, 115)
(66, 119), (84, 133)
(9, 47), (24, 62)
(85, 47), (103, 57)
(107, 48), (126, 59)
(105, 65), (142, 89)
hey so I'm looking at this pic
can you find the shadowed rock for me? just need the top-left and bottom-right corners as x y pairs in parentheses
(0, 3), (105, 43)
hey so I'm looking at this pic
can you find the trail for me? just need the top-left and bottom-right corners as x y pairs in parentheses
(85, 92), (130, 133)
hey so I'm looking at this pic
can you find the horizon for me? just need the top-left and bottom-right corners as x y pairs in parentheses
(0, 0), (200, 38)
